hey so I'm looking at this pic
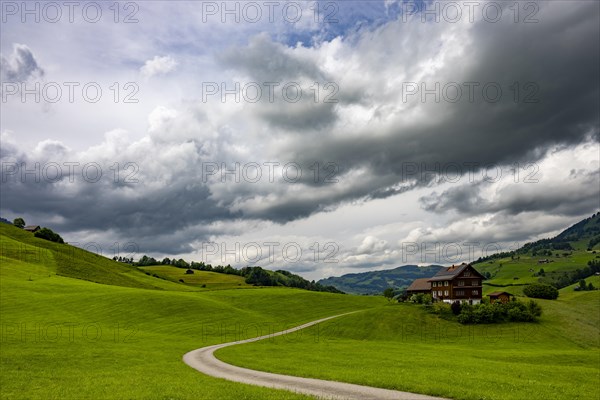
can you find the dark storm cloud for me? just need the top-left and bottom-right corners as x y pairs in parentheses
(279, 1), (599, 205)
(420, 169), (600, 218)
(220, 33), (340, 131)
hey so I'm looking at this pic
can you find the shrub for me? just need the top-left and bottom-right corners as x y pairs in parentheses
(34, 227), (64, 244)
(431, 302), (452, 317)
(410, 293), (424, 304)
(523, 283), (559, 300)
(526, 300), (542, 317)
(456, 298), (540, 324)
(450, 301), (462, 315)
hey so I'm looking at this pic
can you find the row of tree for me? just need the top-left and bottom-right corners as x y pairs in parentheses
(539, 260), (600, 289)
(120, 254), (343, 294)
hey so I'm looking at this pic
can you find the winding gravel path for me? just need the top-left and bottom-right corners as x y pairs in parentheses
(183, 312), (448, 400)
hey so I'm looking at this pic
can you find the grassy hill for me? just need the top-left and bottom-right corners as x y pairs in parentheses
(139, 265), (251, 289)
(218, 285), (600, 400)
(475, 212), (600, 295)
(2, 217), (599, 400)
(317, 264), (444, 294)
(0, 223), (196, 291)
(0, 223), (385, 399)
(216, 215), (600, 400)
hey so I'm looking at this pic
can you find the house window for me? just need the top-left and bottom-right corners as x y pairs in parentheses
(464, 271), (471, 277)
(456, 290), (464, 296)
(444, 290), (449, 296)
(438, 290), (442, 296)
(432, 282), (437, 287)
(473, 280), (479, 286)
(458, 280), (464, 286)
(444, 281), (449, 286)
(472, 290), (478, 295)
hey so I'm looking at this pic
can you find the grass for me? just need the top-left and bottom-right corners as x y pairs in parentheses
(139, 265), (251, 289)
(0, 224), (385, 399)
(217, 292), (600, 400)
(2, 222), (599, 399)
(477, 252), (596, 286)
(0, 224), (195, 291)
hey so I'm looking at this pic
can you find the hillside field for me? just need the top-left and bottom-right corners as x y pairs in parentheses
(218, 285), (600, 400)
(0, 224), (384, 399)
(139, 265), (251, 289)
(1, 222), (599, 400)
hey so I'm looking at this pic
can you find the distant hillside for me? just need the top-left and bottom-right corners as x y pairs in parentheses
(0, 223), (342, 294)
(474, 212), (600, 295)
(317, 265), (444, 295)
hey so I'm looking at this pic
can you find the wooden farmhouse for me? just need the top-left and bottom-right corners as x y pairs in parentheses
(407, 263), (485, 305)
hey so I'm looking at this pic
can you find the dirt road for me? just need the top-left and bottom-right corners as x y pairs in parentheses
(183, 313), (447, 400)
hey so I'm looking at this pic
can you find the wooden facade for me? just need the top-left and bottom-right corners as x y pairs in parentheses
(428, 263), (484, 304)
(488, 291), (513, 304)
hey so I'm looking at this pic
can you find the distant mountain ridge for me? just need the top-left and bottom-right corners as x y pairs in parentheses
(319, 212), (600, 295)
(317, 264), (444, 295)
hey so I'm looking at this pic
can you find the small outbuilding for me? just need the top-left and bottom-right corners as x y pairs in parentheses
(488, 291), (513, 304)
(406, 278), (431, 295)
(24, 225), (41, 233)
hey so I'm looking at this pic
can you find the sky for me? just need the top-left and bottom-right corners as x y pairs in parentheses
(1, 0), (599, 281)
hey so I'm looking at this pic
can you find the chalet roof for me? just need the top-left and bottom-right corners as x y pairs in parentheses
(24, 225), (40, 231)
(488, 291), (513, 297)
(428, 263), (483, 281)
(406, 278), (431, 291)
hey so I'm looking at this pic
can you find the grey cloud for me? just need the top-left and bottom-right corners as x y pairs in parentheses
(220, 33), (326, 82)
(278, 1), (599, 206)
(1, 44), (44, 81)
(420, 170), (600, 218)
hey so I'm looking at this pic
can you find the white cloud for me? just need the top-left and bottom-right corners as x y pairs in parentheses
(140, 56), (178, 78)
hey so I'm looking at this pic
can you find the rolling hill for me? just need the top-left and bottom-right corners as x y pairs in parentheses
(1, 215), (599, 399)
(0, 222), (384, 399)
(475, 212), (600, 295)
(317, 264), (444, 294)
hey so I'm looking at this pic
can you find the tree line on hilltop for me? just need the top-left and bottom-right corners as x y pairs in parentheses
(115, 254), (344, 294)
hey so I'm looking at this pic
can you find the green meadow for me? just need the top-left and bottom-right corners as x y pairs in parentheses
(139, 265), (251, 289)
(218, 286), (600, 400)
(0, 224), (383, 399)
(1, 223), (599, 400)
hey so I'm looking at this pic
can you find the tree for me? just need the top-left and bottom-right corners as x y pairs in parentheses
(523, 283), (559, 300)
(383, 288), (395, 302)
(13, 218), (25, 228)
(34, 227), (64, 244)
(579, 279), (587, 290)
(588, 282), (595, 291)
